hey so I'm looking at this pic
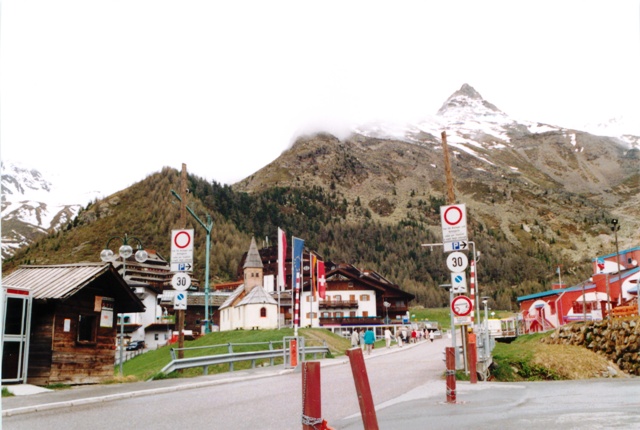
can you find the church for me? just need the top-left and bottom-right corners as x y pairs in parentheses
(218, 237), (278, 330)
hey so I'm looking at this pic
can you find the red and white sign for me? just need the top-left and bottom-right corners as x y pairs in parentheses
(171, 229), (194, 266)
(451, 295), (473, 317)
(440, 204), (468, 243)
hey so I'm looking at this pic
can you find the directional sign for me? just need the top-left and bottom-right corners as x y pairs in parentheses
(171, 272), (192, 291)
(451, 295), (473, 317)
(446, 251), (468, 273)
(443, 241), (468, 253)
(451, 272), (468, 294)
(170, 262), (193, 272)
(171, 229), (194, 269)
(440, 204), (468, 243)
(174, 292), (187, 310)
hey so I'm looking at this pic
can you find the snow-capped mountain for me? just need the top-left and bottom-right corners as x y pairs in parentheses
(1, 161), (88, 260)
(354, 83), (639, 153)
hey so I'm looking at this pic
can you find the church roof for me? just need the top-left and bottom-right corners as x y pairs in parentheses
(243, 237), (263, 269)
(238, 285), (278, 306)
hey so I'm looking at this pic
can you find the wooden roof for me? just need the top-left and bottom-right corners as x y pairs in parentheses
(2, 263), (145, 312)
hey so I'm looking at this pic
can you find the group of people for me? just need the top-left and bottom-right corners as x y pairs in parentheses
(350, 328), (376, 354)
(349, 326), (437, 354)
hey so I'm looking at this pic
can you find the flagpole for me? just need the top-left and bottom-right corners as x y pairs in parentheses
(292, 236), (297, 337)
(309, 251), (315, 328)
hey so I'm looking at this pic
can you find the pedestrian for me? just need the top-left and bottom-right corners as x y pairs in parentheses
(384, 328), (392, 348)
(364, 328), (375, 355)
(429, 330), (434, 342)
(397, 330), (403, 347)
(360, 329), (366, 350)
(351, 329), (359, 348)
(411, 329), (417, 344)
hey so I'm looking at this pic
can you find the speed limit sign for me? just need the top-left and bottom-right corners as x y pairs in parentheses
(446, 251), (468, 273)
(171, 272), (191, 291)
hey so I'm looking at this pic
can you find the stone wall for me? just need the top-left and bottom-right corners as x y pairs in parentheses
(542, 317), (640, 376)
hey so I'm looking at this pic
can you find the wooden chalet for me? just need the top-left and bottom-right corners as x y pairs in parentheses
(2, 263), (145, 385)
(312, 263), (415, 327)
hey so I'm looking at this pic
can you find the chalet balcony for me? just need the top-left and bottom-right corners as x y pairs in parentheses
(319, 316), (383, 326)
(318, 300), (359, 309)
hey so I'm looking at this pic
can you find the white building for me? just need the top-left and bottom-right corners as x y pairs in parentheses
(219, 237), (278, 331)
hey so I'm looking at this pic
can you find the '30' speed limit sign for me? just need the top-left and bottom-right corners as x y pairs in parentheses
(171, 272), (192, 291)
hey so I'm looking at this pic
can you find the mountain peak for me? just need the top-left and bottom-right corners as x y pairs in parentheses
(436, 83), (504, 117)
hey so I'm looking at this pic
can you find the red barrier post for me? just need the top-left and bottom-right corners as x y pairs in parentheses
(302, 362), (322, 430)
(468, 341), (477, 384)
(445, 346), (457, 403)
(346, 347), (379, 430)
(291, 338), (298, 368)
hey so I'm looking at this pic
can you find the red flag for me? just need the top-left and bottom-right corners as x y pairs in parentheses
(317, 260), (326, 299)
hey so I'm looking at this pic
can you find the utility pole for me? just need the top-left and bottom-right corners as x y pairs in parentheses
(441, 131), (456, 205)
(177, 163), (187, 360)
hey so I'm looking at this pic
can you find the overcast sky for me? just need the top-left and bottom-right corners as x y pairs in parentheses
(2, 1), (639, 201)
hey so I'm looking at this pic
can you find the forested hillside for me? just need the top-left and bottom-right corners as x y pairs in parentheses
(3, 167), (593, 309)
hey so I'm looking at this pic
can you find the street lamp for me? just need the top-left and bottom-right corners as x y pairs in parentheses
(100, 234), (148, 376)
(383, 301), (390, 325)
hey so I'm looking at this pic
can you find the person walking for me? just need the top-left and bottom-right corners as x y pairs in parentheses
(384, 328), (392, 348)
(429, 330), (435, 342)
(360, 329), (366, 350)
(351, 329), (359, 348)
(364, 328), (375, 355)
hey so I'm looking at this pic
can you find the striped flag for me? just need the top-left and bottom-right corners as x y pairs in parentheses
(317, 260), (326, 299)
(292, 237), (304, 328)
(277, 227), (287, 291)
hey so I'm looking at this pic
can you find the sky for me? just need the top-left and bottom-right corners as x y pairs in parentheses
(1, 0), (639, 202)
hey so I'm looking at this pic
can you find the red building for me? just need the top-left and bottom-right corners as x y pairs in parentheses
(518, 246), (640, 333)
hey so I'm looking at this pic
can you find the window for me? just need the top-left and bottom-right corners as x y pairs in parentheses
(77, 314), (97, 344)
(306, 296), (311, 302)
(360, 294), (370, 301)
(334, 312), (343, 318)
(334, 295), (342, 301)
(348, 282), (354, 288)
(349, 311), (356, 317)
(154, 334), (159, 340)
(362, 311), (369, 317)
(349, 295), (355, 302)
(260, 307), (267, 318)
(322, 312), (330, 318)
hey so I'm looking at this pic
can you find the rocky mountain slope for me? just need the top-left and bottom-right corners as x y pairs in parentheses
(234, 84), (639, 261)
(1, 162), (86, 259)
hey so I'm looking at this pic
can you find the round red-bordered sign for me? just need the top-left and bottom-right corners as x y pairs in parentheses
(173, 230), (192, 249)
(443, 206), (464, 226)
(451, 295), (473, 317)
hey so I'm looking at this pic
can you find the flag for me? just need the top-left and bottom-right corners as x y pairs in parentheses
(277, 228), (287, 291)
(311, 253), (317, 298)
(317, 260), (326, 299)
(292, 237), (304, 327)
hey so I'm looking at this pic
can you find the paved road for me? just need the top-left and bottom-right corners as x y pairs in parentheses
(3, 338), (639, 429)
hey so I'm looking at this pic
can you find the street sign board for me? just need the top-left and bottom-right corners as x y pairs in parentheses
(451, 295), (473, 317)
(446, 251), (468, 273)
(440, 204), (468, 243)
(174, 292), (187, 310)
(171, 272), (192, 291)
(171, 229), (194, 267)
(451, 272), (468, 294)
(443, 241), (468, 253)
(170, 262), (193, 272)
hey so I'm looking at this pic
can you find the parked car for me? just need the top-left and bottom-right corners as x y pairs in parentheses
(126, 340), (145, 351)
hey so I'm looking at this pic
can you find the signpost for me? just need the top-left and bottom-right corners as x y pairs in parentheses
(171, 272), (192, 291)
(451, 295), (473, 325)
(171, 229), (194, 267)
(440, 204), (468, 244)
(174, 292), (187, 310)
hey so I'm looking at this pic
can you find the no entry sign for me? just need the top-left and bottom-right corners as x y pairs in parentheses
(171, 229), (194, 269)
(440, 204), (468, 243)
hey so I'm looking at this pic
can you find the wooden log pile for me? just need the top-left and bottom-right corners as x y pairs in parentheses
(543, 317), (640, 376)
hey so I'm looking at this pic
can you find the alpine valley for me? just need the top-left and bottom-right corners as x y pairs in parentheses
(3, 84), (639, 308)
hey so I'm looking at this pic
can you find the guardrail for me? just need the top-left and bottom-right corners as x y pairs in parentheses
(152, 338), (330, 379)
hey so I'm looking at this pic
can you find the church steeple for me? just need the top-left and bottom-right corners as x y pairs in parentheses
(243, 237), (264, 293)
